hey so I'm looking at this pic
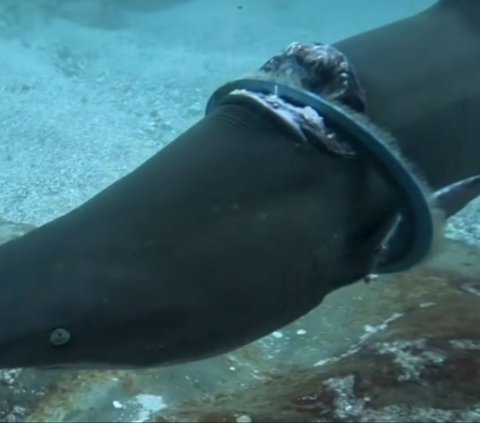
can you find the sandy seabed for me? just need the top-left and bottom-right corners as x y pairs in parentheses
(0, 0), (476, 245)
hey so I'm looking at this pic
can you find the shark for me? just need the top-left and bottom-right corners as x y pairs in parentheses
(0, 0), (478, 369)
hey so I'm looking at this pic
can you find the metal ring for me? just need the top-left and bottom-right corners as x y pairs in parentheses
(205, 79), (434, 273)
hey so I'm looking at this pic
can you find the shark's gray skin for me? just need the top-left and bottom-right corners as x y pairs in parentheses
(335, 0), (480, 191)
(0, 0), (479, 369)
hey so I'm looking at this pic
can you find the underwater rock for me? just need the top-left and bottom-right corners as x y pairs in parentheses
(160, 297), (480, 422)
(157, 252), (480, 422)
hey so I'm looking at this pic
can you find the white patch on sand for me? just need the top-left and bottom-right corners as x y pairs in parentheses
(131, 394), (167, 423)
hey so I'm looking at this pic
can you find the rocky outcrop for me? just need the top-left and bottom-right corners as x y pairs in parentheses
(159, 245), (480, 422)
(162, 291), (480, 422)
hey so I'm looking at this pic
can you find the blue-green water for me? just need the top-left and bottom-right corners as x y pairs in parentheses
(0, 1), (479, 422)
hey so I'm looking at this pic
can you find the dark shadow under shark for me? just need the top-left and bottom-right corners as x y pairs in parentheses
(0, 0), (479, 369)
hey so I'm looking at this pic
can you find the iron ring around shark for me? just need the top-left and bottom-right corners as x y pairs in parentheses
(205, 79), (434, 274)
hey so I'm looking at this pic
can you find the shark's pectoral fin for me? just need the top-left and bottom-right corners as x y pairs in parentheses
(374, 173), (480, 274)
(433, 174), (480, 218)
